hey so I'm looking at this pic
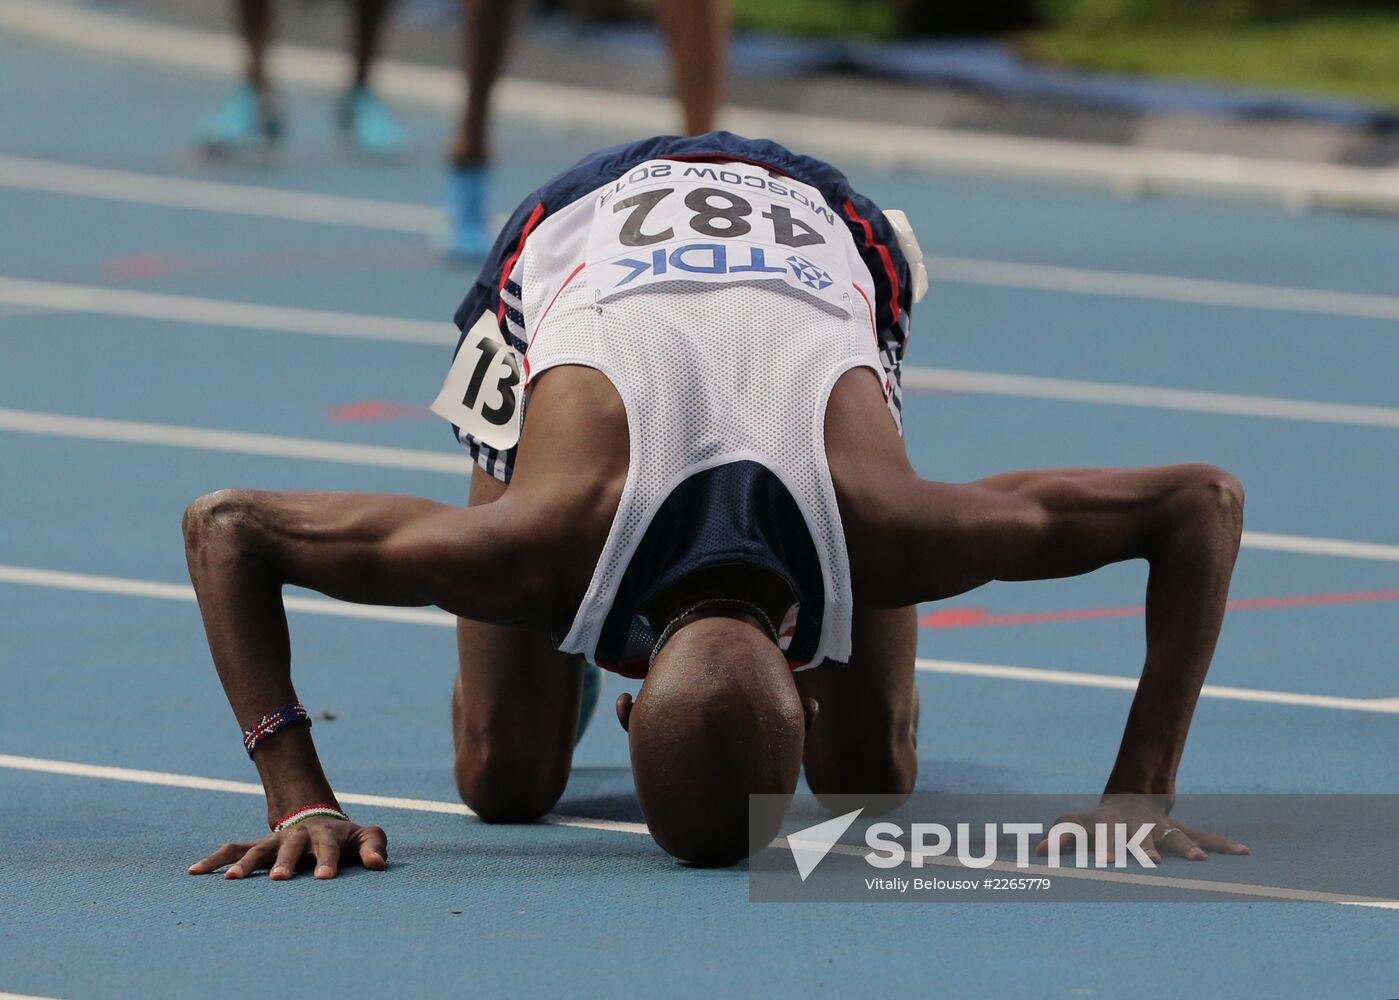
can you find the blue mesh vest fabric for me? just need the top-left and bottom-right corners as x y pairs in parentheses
(592, 460), (824, 677)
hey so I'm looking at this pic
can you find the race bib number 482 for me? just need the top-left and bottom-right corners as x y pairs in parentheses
(585, 160), (855, 315)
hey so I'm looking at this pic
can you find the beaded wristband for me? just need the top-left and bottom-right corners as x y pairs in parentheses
(242, 703), (311, 759)
(273, 803), (350, 832)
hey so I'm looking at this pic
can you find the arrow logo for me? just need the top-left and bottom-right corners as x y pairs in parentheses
(785, 808), (863, 881)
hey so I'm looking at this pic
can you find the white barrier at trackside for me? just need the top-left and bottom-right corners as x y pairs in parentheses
(2, 0), (1399, 213)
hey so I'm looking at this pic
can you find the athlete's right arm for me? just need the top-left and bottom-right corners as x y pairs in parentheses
(179, 487), (525, 879)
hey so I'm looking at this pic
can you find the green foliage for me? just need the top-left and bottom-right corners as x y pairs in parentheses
(1042, 0), (1399, 29)
(1029, 12), (1399, 105)
(588, 0), (1399, 106)
(725, 0), (1399, 36)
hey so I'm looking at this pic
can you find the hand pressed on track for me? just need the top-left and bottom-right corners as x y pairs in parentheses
(187, 819), (387, 880)
(1034, 794), (1249, 864)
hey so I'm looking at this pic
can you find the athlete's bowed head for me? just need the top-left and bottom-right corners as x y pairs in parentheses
(616, 609), (817, 867)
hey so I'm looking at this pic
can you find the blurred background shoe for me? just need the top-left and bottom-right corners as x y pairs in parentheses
(444, 163), (494, 258)
(338, 85), (409, 159)
(197, 84), (282, 156)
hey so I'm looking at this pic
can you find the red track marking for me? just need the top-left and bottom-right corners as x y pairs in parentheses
(328, 401), (433, 422)
(104, 253), (175, 279)
(921, 608), (991, 627)
(918, 588), (1399, 629)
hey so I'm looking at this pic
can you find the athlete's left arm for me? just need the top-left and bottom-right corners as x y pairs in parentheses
(988, 466), (1250, 862)
(869, 461), (1253, 862)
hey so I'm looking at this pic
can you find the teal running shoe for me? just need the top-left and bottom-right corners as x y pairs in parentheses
(575, 660), (603, 746)
(339, 85), (408, 159)
(197, 85), (282, 156)
(444, 164), (495, 259)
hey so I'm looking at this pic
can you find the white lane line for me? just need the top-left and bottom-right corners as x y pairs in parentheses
(6, 0), (1399, 213)
(542, 815), (651, 836)
(4, 273), (1398, 431)
(0, 565), (457, 626)
(0, 155), (441, 234)
(0, 754), (651, 831)
(925, 256), (1399, 324)
(6, 158), (1399, 326)
(914, 660), (1399, 713)
(0, 752), (474, 816)
(4, 410), (1399, 562)
(4, 564), (1396, 711)
(1241, 531), (1399, 562)
(0, 408), (467, 474)
(903, 369), (1399, 429)
(2, 752), (1393, 907)
(6, 407), (1399, 561)
(0, 277), (451, 344)
(0, 993), (65, 1000)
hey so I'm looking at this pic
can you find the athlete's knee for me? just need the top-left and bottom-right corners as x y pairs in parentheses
(805, 700), (918, 809)
(454, 741), (568, 823)
(807, 740), (917, 813)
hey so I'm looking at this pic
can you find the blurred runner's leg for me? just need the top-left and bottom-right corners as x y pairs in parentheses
(658, 0), (729, 135)
(442, 0), (729, 258)
(197, 0), (282, 154)
(339, 0), (409, 157)
(198, 0), (406, 157)
(445, 0), (523, 258)
(239, 0), (274, 91)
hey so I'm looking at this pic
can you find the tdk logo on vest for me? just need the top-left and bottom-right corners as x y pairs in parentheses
(786, 255), (833, 291)
(610, 243), (788, 287)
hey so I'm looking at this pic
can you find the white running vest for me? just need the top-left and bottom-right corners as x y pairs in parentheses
(514, 159), (894, 668)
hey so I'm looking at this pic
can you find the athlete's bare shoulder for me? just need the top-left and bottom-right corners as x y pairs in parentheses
(506, 364), (629, 548)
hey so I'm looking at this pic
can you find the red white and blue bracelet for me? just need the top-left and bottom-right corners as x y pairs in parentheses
(242, 702), (311, 759)
(272, 803), (350, 832)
